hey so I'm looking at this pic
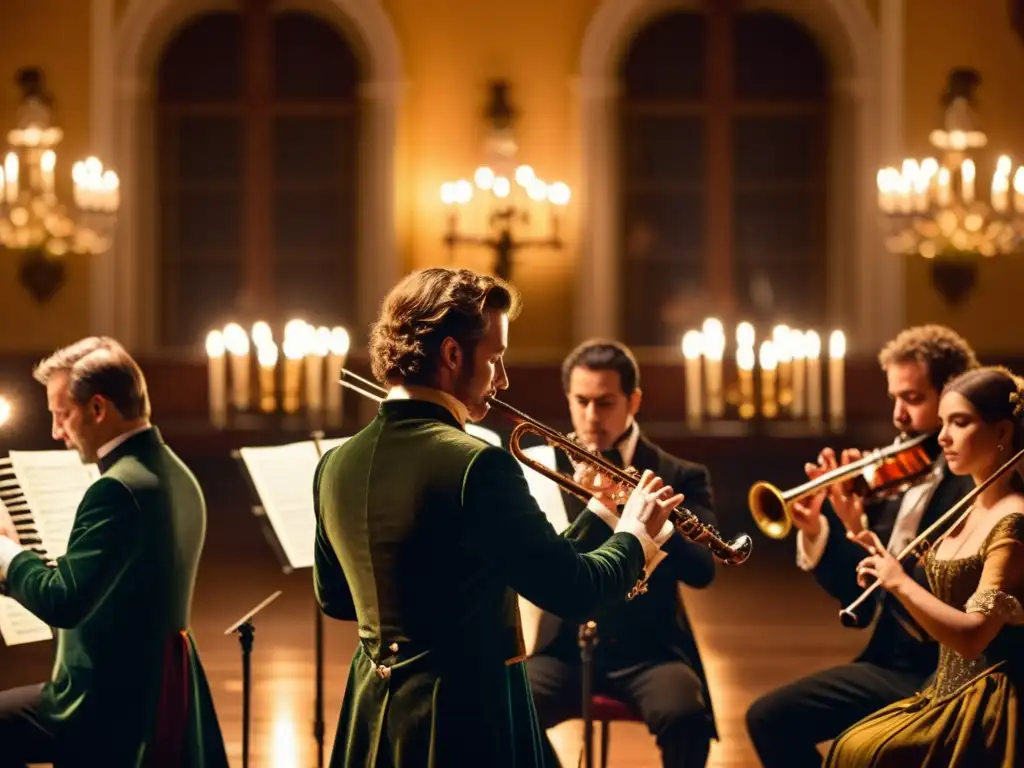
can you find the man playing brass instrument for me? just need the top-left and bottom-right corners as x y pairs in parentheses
(746, 325), (979, 767)
(313, 268), (684, 767)
(527, 339), (719, 767)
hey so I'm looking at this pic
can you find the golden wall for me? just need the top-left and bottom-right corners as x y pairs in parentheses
(0, 0), (1021, 355)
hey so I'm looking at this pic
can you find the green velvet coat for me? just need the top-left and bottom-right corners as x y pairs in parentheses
(313, 399), (648, 768)
(4, 427), (229, 767)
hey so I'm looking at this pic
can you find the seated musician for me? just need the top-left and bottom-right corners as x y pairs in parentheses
(745, 325), (979, 767)
(526, 339), (718, 767)
(0, 338), (228, 767)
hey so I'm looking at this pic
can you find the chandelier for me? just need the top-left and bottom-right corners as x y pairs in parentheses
(439, 81), (570, 281)
(0, 68), (120, 302)
(876, 69), (1023, 301)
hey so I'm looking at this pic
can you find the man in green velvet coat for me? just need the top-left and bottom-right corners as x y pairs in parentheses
(314, 267), (685, 767)
(0, 337), (229, 767)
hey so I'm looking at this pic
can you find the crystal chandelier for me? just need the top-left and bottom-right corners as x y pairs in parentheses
(876, 69), (1024, 265)
(0, 68), (120, 301)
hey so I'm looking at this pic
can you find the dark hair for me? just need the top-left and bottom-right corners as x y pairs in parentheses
(943, 366), (1024, 451)
(369, 268), (522, 385)
(33, 337), (151, 420)
(561, 339), (640, 397)
(878, 324), (979, 392)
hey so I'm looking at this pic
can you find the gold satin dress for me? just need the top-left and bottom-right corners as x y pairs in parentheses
(825, 512), (1024, 768)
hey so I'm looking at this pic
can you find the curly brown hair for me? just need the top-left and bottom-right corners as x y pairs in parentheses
(369, 268), (522, 385)
(877, 324), (979, 393)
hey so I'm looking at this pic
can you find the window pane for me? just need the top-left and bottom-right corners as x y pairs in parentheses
(733, 188), (826, 324)
(273, 116), (355, 184)
(164, 265), (245, 348)
(273, 11), (360, 101)
(734, 116), (822, 183)
(733, 11), (827, 101)
(622, 12), (706, 100)
(158, 12), (244, 103)
(176, 117), (245, 182)
(622, 114), (704, 184)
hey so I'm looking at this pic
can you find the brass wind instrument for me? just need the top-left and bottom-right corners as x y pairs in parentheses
(338, 368), (754, 567)
(748, 432), (936, 540)
(838, 445), (1024, 627)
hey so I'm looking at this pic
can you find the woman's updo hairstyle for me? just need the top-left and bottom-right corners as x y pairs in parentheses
(942, 365), (1024, 453)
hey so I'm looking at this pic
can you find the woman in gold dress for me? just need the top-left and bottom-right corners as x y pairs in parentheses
(825, 365), (1024, 768)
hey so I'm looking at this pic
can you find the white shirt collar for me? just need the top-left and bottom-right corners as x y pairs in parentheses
(385, 385), (470, 427)
(97, 424), (153, 460)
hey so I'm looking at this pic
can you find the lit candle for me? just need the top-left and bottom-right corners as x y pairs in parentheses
(773, 325), (792, 410)
(789, 330), (806, 418)
(1014, 168), (1024, 212)
(305, 326), (330, 427)
(3, 152), (18, 204)
(759, 340), (778, 419)
(992, 156), (1012, 212)
(701, 318), (725, 418)
(828, 330), (846, 432)
(681, 330), (704, 429)
(325, 326), (350, 429)
(936, 167), (951, 207)
(961, 159), (975, 205)
(223, 322), (251, 411)
(251, 320), (273, 348)
(805, 331), (822, 430)
(205, 330), (227, 429)
(737, 345), (755, 420)
(282, 336), (304, 415)
(40, 150), (55, 195)
(257, 342), (278, 414)
(736, 321), (755, 350)
(899, 159), (917, 214)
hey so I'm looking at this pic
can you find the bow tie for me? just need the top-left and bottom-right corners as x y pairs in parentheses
(600, 447), (624, 468)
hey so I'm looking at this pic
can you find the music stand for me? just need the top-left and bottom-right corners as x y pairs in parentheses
(578, 620), (598, 768)
(224, 590), (283, 768)
(310, 430), (328, 768)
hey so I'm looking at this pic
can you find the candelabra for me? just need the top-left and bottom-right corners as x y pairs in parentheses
(205, 320), (350, 431)
(0, 68), (119, 302)
(876, 69), (1024, 304)
(440, 81), (570, 281)
(681, 318), (847, 434)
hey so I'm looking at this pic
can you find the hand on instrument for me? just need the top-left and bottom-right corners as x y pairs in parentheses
(0, 504), (18, 544)
(789, 448), (841, 537)
(620, 469), (684, 540)
(829, 448), (867, 535)
(850, 529), (907, 591)
(574, 462), (623, 514)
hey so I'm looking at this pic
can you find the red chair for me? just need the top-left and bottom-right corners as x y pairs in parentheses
(589, 694), (644, 768)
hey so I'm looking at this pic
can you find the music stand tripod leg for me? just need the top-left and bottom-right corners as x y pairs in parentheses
(578, 620), (598, 768)
(224, 590), (284, 768)
(315, 602), (325, 768)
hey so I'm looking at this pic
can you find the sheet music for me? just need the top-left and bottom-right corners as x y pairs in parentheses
(0, 450), (99, 646)
(237, 441), (322, 570)
(0, 597), (53, 645)
(9, 450), (100, 558)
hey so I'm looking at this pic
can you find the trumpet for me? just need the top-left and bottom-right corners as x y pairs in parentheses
(338, 369), (754, 567)
(839, 444), (1024, 627)
(748, 432), (936, 539)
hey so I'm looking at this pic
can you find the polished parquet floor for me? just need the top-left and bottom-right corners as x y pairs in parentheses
(2, 458), (868, 767)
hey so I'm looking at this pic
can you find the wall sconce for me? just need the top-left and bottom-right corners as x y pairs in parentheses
(439, 81), (571, 281)
(0, 68), (119, 302)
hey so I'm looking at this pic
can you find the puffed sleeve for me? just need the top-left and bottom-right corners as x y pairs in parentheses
(964, 512), (1024, 625)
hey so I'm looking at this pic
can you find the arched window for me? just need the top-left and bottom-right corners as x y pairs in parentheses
(156, 6), (360, 348)
(619, 7), (828, 347)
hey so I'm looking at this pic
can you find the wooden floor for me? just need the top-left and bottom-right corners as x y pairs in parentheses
(1, 458), (869, 767)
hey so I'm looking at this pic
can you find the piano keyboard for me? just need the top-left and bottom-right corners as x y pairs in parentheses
(0, 457), (47, 558)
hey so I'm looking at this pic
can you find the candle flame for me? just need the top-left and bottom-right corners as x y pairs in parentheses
(829, 330), (846, 359)
(681, 330), (703, 360)
(205, 330), (225, 357)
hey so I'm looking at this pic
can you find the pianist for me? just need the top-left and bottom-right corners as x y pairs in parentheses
(0, 337), (229, 767)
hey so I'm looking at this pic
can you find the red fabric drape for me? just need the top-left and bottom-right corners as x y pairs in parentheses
(147, 630), (190, 767)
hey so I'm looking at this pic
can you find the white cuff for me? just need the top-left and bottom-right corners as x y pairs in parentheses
(796, 516), (830, 572)
(0, 537), (25, 580)
(614, 518), (663, 567)
(586, 496), (619, 532)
